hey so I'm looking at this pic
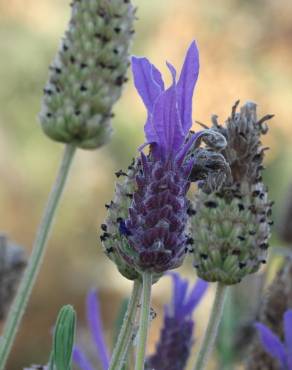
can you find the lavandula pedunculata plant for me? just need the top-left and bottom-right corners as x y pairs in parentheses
(190, 101), (273, 370)
(0, 1), (135, 368)
(146, 273), (208, 370)
(102, 41), (226, 370)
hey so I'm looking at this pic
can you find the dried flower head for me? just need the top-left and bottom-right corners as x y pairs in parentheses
(146, 273), (208, 370)
(246, 259), (292, 370)
(0, 234), (26, 320)
(40, 0), (135, 149)
(189, 101), (273, 284)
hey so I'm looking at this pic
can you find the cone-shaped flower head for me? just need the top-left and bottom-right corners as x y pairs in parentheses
(190, 101), (273, 284)
(73, 289), (109, 370)
(255, 309), (292, 370)
(146, 273), (208, 370)
(120, 41), (202, 274)
(40, 0), (135, 149)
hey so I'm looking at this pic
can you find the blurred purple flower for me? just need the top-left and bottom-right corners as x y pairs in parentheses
(147, 272), (208, 370)
(73, 289), (109, 370)
(121, 41), (205, 274)
(255, 309), (292, 370)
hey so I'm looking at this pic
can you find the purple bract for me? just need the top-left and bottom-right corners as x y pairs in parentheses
(121, 41), (203, 273)
(255, 309), (292, 370)
(73, 289), (109, 370)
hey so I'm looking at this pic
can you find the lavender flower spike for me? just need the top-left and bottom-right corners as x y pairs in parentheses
(120, 41), (204, 274)
(73, 289), (109, 370)
(255, 309), (292, 370)
(146, 272), (208, 370)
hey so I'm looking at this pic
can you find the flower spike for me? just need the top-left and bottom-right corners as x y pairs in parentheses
(146, 273), (208, 370)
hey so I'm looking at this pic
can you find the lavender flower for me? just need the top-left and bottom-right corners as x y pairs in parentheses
(146, 272), (208, 370)
(117, 41), (204, 274)
(255, 309), (292, 370)
(73, 289), (109, 370)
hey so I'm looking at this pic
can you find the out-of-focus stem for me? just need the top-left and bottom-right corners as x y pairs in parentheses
(193, 283), (228, 370)
(0, 144), (76, 370)
(109, 279), (142, 370)
(135, 272), (152, 370)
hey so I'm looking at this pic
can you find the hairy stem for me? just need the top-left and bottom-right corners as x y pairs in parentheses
(193, 283), (228, 370)
(109, 279), (142, 370)
(0, 144), (76, 369)
(135, 272), (152, 370)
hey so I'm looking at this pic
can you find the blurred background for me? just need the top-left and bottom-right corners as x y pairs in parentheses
(1, 0), (292, 369)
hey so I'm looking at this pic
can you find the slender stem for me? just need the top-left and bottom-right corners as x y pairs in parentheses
(109, 279), (142, 370)
(0, 144), (76, 369)
(193, 283), (228, 370)
(135, 272), (152, 370)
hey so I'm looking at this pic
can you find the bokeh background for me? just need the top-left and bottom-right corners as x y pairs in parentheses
(1, 0), (292, 369)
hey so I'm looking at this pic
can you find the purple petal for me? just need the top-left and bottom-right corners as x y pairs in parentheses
(131, 56), (163, 111)
(151, 79), (184, 158)
(73, 346), (95, 370)
(168, 272), (189, 317)
(86, 289), (110, 370)
(166, 61), (177, 82)
(284, 310), (292, 356)
(151, 64), (165, 91)
(177, 41), (200, 133)
(183, 279), (208, 317)
(255, 323), (287, 368)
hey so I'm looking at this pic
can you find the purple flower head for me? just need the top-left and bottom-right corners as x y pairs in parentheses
(73, 289), (109, 370)
(255, 309), (292, 370)
(147, 272), (208, 370)
(120, 42), (204, 274)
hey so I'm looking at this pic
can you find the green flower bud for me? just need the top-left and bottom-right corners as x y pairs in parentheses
(101, 160), (140, 280)
(50, 305), (76, 370)
(40, 0), (135, 149)
(189, 101), (273, 285)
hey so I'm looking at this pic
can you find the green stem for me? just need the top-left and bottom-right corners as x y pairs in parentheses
(135, 272), (152, 370)
(193, 283), (228, 370)
(0, 144), (76, 369)
(109, 279), (142, 370)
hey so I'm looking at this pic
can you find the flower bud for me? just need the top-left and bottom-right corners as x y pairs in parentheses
(189, 102), (273, 285)
(40, 0), (135, 149)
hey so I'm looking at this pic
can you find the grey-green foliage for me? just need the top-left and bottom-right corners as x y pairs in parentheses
(49, 305), (76, 370)
(40, 0), (135, 149)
